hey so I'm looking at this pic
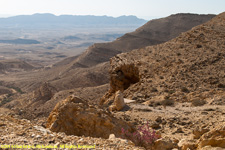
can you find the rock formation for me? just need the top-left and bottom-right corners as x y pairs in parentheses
(108, 90), (126, 111)
(46, 95), (134, 138)
(197, 124), (225, 149)
(33, 82), (56, 101)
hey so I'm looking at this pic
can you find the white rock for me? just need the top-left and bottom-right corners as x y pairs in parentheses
(109, 134), (116, 140)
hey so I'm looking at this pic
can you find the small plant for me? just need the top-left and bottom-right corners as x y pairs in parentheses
(121, 122), (160, 148)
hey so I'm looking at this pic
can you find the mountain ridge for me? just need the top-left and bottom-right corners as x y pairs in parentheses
(54, 13), (215, 71)
(0, 13), (147, 28)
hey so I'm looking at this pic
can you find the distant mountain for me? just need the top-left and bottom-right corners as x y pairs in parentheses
(0, 38), (40, 44)
(0, 13), (147, 29)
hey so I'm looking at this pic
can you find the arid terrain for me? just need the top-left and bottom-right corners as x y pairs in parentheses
(0, 14), (145, 67)
(0, 12), (224, 150)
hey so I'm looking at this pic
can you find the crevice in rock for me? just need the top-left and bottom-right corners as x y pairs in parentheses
(111, 64), (140, 92)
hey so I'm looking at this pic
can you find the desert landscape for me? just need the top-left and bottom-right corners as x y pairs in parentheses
(0, 9), (224, 150)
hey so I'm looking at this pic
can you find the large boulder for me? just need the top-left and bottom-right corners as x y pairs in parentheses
(46, 95), (133, 138)
(197, 124), (225, 149)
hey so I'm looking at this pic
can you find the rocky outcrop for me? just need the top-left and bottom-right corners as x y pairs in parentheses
(100, 59), (139, 106)
(108, 90), (126, 111)
(197, 124), (225, 149)
(46, 95), (134, 138)
(152, 137), (178, 150)
(33, 82), (56, 101)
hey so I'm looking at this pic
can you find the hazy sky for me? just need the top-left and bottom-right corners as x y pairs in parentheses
(0, 0), (224, 20)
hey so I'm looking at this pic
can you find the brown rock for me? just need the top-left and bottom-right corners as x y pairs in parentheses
(109, 90), (126, 111)
(178, 139), (197, 150)
(200, 146), (224, 150)
(114, 91), (125, 111)
(193, 126), (210, 139)
(197, 124), (225, 149)
(152, 137), (177, 150)
(33, 82), (56, 101)
(46, 95), (134, 138)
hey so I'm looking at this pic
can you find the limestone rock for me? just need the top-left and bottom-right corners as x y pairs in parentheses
(109, 134), (116, 140)
(46, 95), (134, 138)
(197, 124), (225, 149)
(152, 137), (178, 150)
(109, 90), (126, 111)
(114, 91), (125, 110)
(178, 139), (197, 150)
(193, 126), (209, 139)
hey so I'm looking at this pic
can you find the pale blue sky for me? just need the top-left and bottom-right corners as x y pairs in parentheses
(0, 0), (224, 19)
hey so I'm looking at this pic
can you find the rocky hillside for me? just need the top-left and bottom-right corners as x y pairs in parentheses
(58, 13), (215, 68)
(100, 12), (225, 149)
(0, 13), (224, 150)
(102, 12), (225, 104)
